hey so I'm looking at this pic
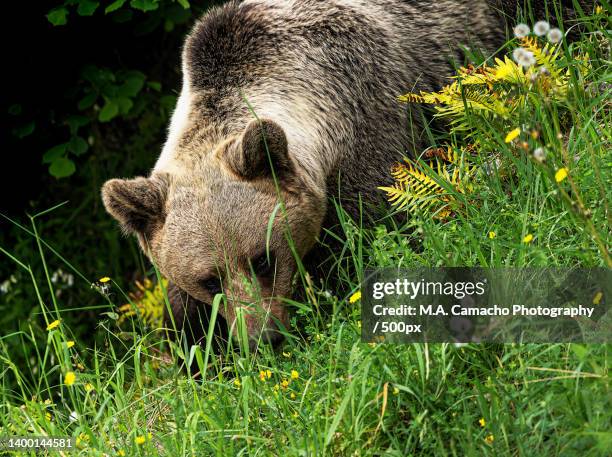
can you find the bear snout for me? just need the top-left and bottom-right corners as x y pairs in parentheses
(232, 299), (288, 349)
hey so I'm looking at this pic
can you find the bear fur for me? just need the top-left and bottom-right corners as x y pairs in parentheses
(102, 0), (589, 347)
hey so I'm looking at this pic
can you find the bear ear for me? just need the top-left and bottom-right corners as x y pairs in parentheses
(101, 174), (168, 236)
(225, 118), (294, 181)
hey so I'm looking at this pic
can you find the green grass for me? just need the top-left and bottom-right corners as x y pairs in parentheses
(1, 6), (611, 457)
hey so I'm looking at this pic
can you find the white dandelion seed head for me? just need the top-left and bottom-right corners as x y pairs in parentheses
(514, 23), (531, 38)
(534, 20), (550, 36)
(518, 51), (536, 69)
(547, 28), (563, 43)
(512, 47), (527, 62)
(533, 147), (546, 162)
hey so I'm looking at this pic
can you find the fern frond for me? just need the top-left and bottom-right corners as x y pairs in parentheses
(492, 56), (527, 84)
(397, 36), (576, 136)
(380, 147), (476, 218)
(398, 92), (425, 103)
(520, 37), (561, 73)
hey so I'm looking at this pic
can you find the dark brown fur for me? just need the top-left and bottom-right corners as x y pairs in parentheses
(102, 0), (592, 349)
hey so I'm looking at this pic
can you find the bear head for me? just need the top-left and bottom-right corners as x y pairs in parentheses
(102, 118), (326, 347)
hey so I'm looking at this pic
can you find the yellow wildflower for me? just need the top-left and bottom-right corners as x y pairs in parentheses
(488, 231), (496, 239)
(393, 387), (400, 395)
(64, 371), (76, 387)
(282, 352), (291, 358)
(259, 370), (272, 382)
(84, 383), (94, 392)
(135, 435), (146, 445)
(349, 291), (362, 303)
(46, 320), (60, 331)
(290, 392), (296, 399)
(479, 418), (486, 427)
(485, 434), (495, 444)
(523, 234), (534, 243)
(234, 378), (241, 388)
(99, 277), (111, 283)
(596, 5), (603, 14)
(66, 341), (75, 348)
(555, 167), (568, 183)
(118, 451), (126, 457)
(281, 379), (290, 389)
(291, 370), (299, 380)
(76, 433), (89, 447)
(593, 292), (603, 305)
(505, 128), (521, 143)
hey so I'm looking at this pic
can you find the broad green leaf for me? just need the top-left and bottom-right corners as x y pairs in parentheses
(123, 70), (146, 81)
(77, 0), (99, 16)
(82, 65), (115, 86)
(66, 115), (90, 134)
(68, 136), (89, 155)
(130, 0), (159, 12)
(147, 81), (161, 92)
(12, 121), (35, 139)
(43, 144), (67, 164)
(47, 7), (68, 26)
(78, 92), (98, 110)
(99, 100), (119, 122)
(49, 157), (76, 178)
(105, 0), (127, 13)
(177, 0), (190, 8)
(100, 84), (119, 99)
(116, 97), (134, 114)
(118, 75), (145, 97)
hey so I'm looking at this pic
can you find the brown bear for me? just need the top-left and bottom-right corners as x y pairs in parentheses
(102, 0), (588, 347)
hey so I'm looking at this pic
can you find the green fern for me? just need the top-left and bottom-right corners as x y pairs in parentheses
(378, 146), (475, 218)
(398, 36), (578, 133)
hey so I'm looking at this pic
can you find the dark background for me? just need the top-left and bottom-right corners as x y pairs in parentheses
(0, 0), (221, 363)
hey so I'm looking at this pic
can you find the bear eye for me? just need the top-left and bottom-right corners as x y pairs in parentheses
(252, 251), (274, 276)
(201, 277), (222, 296)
